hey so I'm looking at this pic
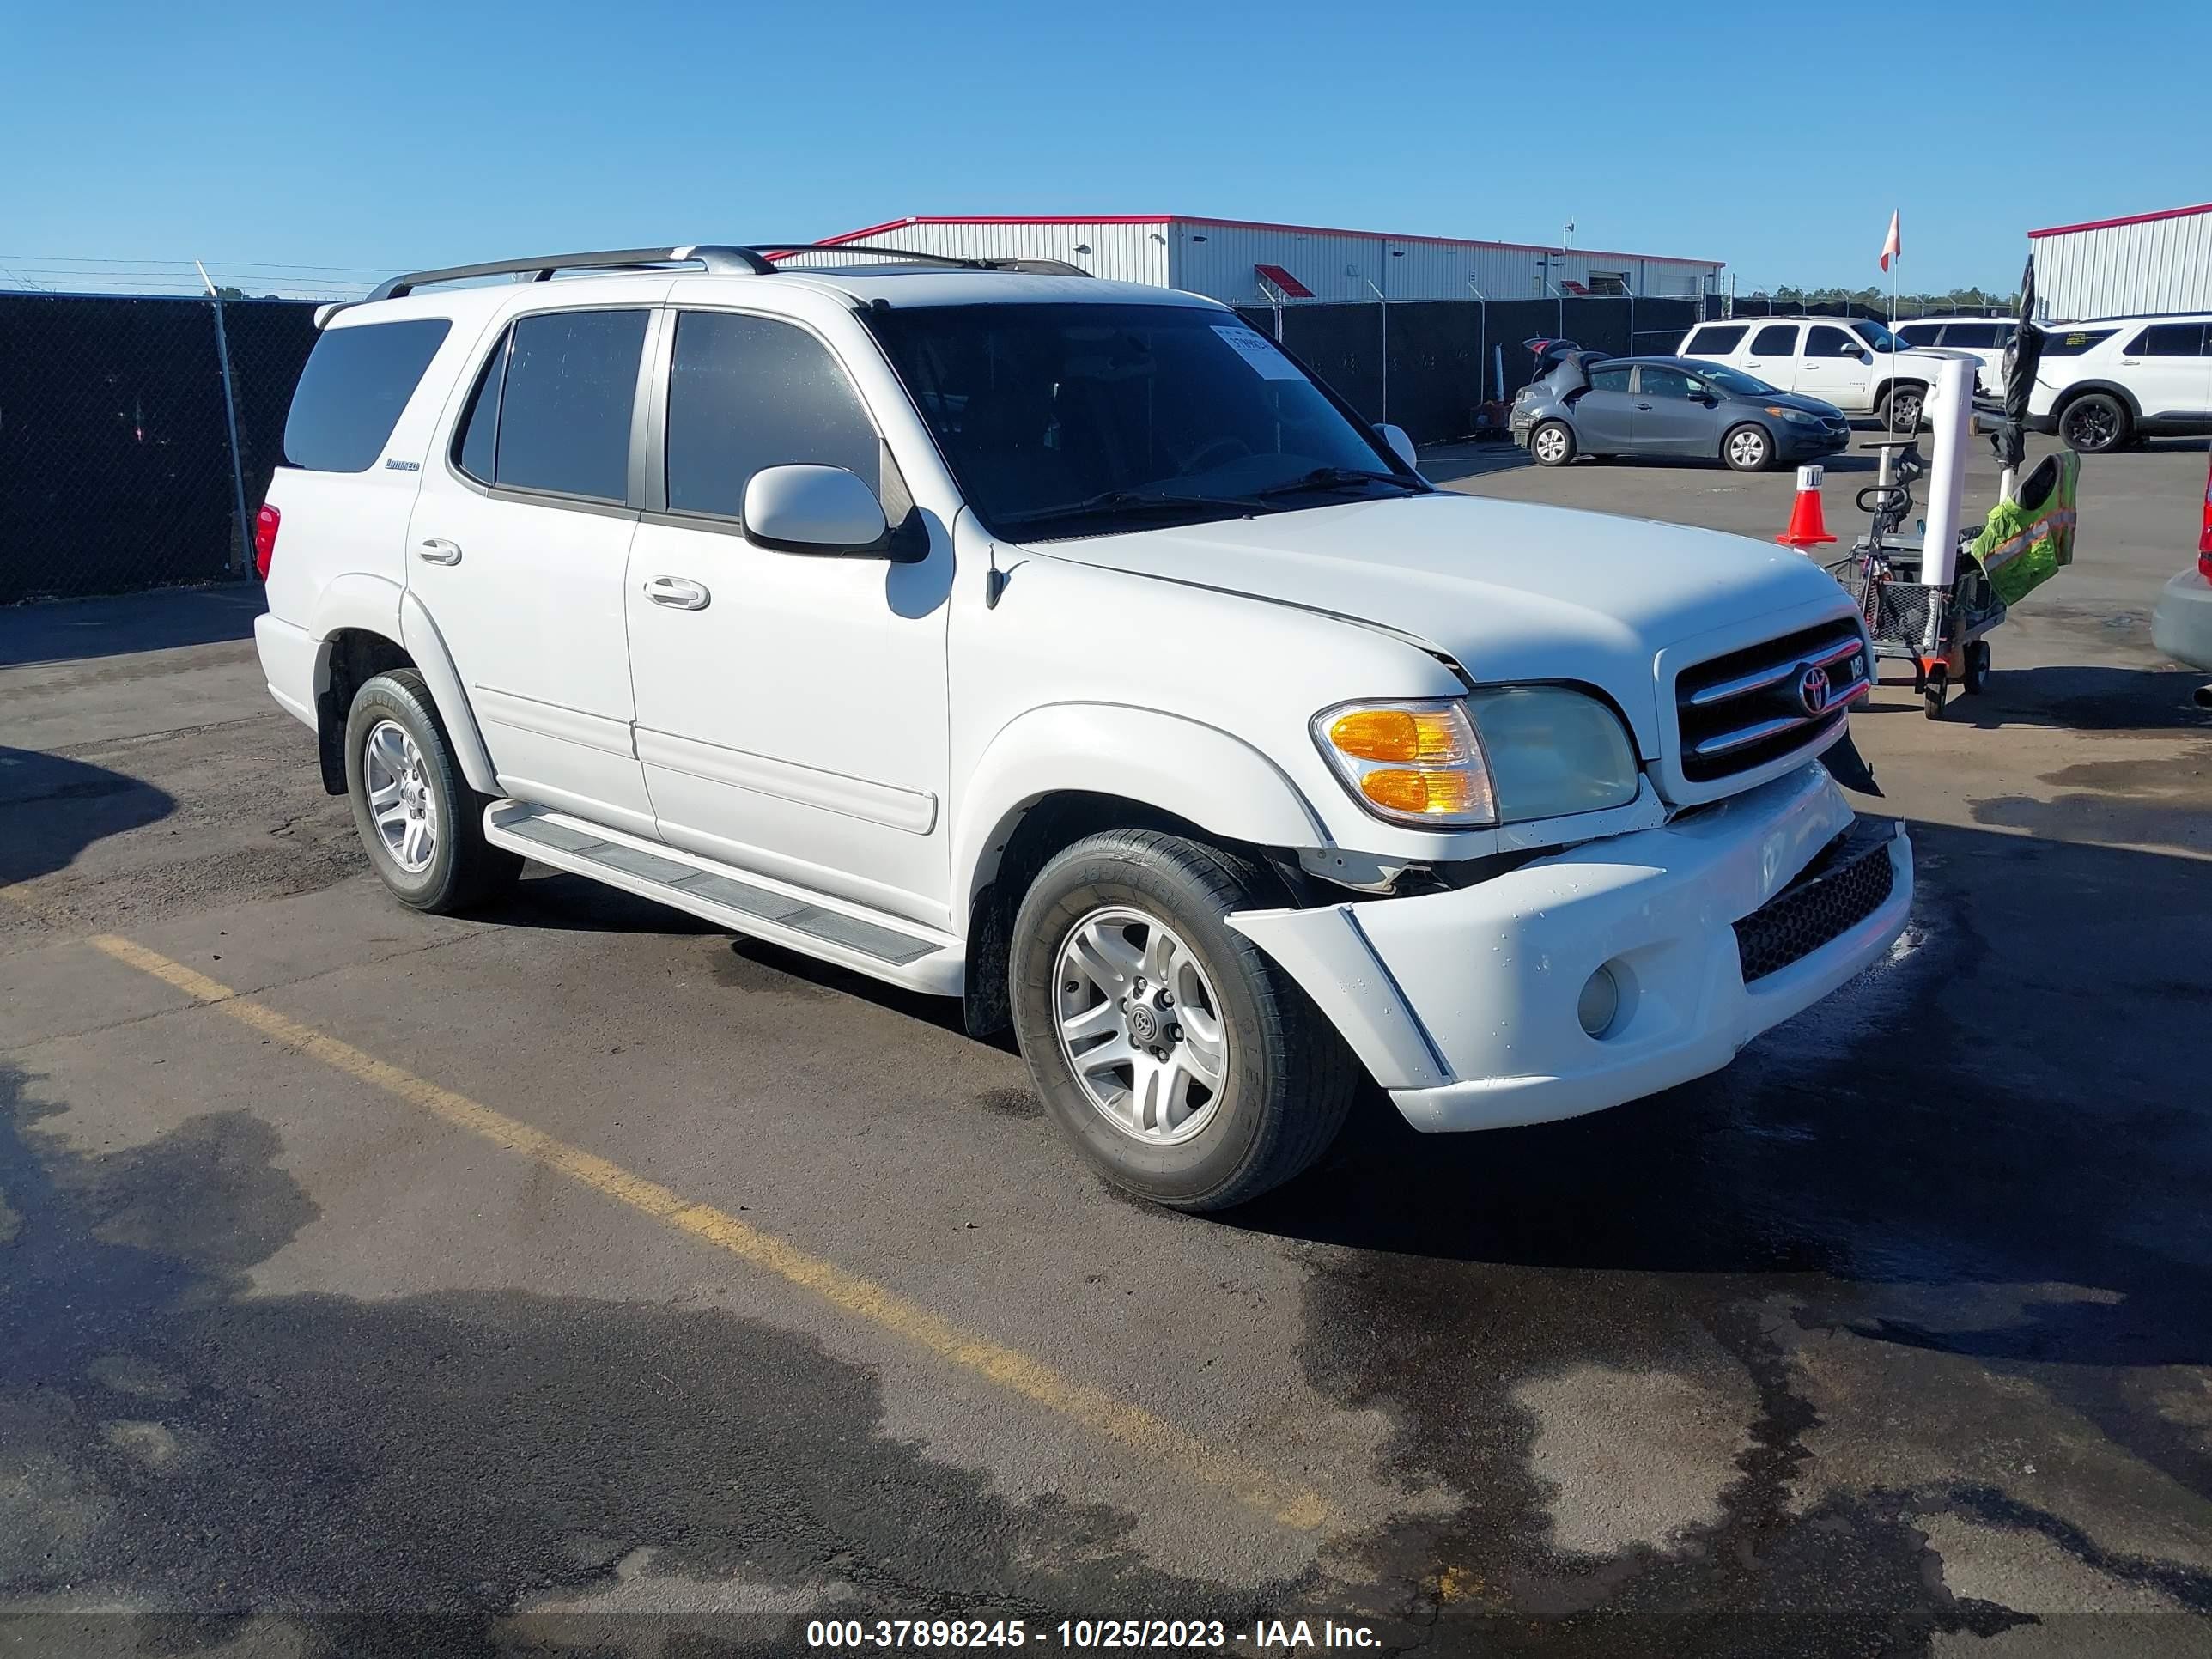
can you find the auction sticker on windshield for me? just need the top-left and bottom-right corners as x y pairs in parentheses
(1212, 325), (1304, 379)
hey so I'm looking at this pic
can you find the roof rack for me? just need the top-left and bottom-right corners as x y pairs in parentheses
(361, 242), (1091, 304)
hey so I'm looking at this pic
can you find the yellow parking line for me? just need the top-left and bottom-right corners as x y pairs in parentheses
(84, 932), (1328, 1532)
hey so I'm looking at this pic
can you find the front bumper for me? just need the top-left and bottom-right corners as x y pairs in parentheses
(1230, 763), (1911, 1133)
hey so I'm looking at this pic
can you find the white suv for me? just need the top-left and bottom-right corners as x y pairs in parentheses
(1894, 316), (2016, 387)
(2025, 314), (2212, 453)
(1676, 315), (1969, 427)
(255, 244), (1911, 1210)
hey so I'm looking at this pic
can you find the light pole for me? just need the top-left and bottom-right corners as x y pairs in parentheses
(1352, 270), (1388, 424)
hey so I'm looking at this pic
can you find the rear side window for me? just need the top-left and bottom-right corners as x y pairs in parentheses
(2042, 329), (2117, 357)
(1749, 324), (1799, 355)
(1896, 324), (1942, 346)
(283, 319), (452, 472)
(1943, 323), (2003, 349)
(1684, 325), (1746, 355)
(1807, 326), (1860, 357)
(454, 310), (650, 502)
(1588, 365), (1633, 392)
(2133, 323), (2210, 356)
(665, 312), (882, 519)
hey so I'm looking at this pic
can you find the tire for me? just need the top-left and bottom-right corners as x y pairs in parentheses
(1009, 830), (1358, 1212)
(1963, 638), (1991, 695)
(1721, 422), (1774, 473)
(1530, 421), (1576, 467)
(344, 669), (520, 914)
(1923, 666), (1949, 720)
(2057, 392), (2130, 454)
(1876, 382), (1926, 433)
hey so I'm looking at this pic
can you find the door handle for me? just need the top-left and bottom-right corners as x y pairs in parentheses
(417, 538), (462, 565)
(644, 575), (710, 611)
(1636, 402), (1652, 410)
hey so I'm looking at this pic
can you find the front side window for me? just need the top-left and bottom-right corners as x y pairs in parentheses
(1636, 366), (1698, 399)
(1685, 325), (1747, 355)
(1808, 325), (1863, 358)
(1749, 324), (1799, 356)
(1850, 319), (1901, 352)
(863, 302), (1418, 539)
(1685, 362), (1776, 395)
(284, 319), (452, 472)
(454, 309), (649, 502)
(1588, 365), (1633, 393)
(665, 312), (883, 519)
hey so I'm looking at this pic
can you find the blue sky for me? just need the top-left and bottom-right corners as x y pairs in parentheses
(5, 0), (2207, 297)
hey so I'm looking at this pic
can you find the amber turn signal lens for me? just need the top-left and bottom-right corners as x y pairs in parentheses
(1358, 769), (1483, 817)
(1328, 707), (1469, 763)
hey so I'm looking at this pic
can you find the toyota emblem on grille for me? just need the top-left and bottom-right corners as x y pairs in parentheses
(1796, 664), (1832, 717)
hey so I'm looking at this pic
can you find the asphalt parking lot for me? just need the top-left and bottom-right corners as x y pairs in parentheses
(4, 437), (2210, 1657)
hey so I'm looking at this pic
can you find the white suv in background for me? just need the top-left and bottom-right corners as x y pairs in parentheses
(253, 243), (1909, 1211)
(1677, 315), (1968, 428)
(1895, 316), (2017, 386)
(2026, 314), (2212, 453)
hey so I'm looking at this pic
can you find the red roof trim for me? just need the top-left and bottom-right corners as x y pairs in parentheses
(2029, 201), (2212, 239)
(819, 213), (1723, 269)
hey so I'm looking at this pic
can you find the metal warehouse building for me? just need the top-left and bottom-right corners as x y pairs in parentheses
(812, 214), (1723, 307)
(2030, 201), (2212, 321)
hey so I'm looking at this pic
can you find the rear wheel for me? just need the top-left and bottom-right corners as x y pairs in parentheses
(1530, 421), (1576, 467)
(1009, 830), (1358, 1212)
(1877, 381), (1926, 433)
(2058, 392), (2130, 454)
(1963, 638), (1991, 695)
(344, 670), (520, 914)
(1721, 422), (1774, 472)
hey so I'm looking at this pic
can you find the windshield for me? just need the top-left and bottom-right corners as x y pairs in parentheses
(1850, 319), (1901, 353)
(1682, 361), (1776, 396)
(862, 302), (1421, 538)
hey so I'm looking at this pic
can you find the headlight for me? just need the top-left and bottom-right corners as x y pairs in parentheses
(1314, 689), (1640, 829)
(1767, 404), (1818, 424)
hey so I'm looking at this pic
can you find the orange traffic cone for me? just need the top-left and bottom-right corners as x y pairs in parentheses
(1777, 465), (1837, 549)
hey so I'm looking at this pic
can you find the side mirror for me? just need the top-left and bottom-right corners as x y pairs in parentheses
(742, 465), (890, 556)
(1379, 422), (1418, 471)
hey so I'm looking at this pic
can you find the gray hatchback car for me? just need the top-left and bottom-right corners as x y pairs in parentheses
(1512, 355), (1851, 472)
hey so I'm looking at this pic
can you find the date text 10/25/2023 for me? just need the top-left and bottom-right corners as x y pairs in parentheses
(805, 1617), (1382, 1650)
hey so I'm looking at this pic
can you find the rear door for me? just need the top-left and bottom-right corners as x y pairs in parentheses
(1631, 363), (1722, 455)
(1741, 322), (1802, 390)
(1571, 363), (1638, 451)
(2120, 322), (2212, 421)
(1798, 324), (1872, 409)
(405, 302), (661, 835)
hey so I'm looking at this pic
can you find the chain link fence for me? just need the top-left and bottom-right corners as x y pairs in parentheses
(0, 293), (320, 603)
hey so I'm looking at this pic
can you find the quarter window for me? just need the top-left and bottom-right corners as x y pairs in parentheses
(1749, 325), (1799, 356)
(1807, 326), (1861, 358)
(1897, 324), (1942, 346)
(1684, 325), (1747, 355)
(2042, 329), (2117, 357)
(283, 319), (452, 473)
(665, 312), (884, 520)
(453, 310), (649, 502)
(2135, 323), (2210, 356)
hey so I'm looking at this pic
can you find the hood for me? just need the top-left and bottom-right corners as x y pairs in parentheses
(1026, 491), (1855, 749)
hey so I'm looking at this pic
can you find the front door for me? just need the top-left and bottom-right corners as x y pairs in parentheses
(1741, 322), (1802, 392)
(1631, 364), (1722, 455)
(1572, 363), (1638, 451)
(406, 305), (659, 836)
(624, 307), (952, 928)
(1797, 324), (1872, 410)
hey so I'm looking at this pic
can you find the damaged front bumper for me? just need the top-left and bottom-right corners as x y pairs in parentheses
(1229, 763), (1912, 1133)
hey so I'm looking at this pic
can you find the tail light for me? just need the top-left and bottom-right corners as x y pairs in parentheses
(2198, 451), (2211, 583)
(253, 503), (281, 580)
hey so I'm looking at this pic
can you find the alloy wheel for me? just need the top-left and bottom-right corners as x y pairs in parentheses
(363, 719), (439, 873)
(1053, 906), (1231, 1146)
(1729, 428), (1768, 469)
(1534, 426), (1570, 464)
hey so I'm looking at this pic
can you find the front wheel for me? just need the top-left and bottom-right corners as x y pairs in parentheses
(2058, 392), (2130, 454)
(1530, 421), (1576, 467)
(1877, 382), (1926, 433)
(344, 669), (520, 914)
(1009, 830), (1358, 1212)
(1722, 422), (1774, 472)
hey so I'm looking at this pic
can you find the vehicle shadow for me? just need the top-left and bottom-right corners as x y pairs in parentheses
(0, 745), (175, 889)
(1950, 663), (2212, 732)
(1418, 444), (1533, 487)
(0, 586), (263, 670)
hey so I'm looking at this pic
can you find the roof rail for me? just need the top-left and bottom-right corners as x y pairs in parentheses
(746, 243), (1091, 277)
(366, 246), (774, 301)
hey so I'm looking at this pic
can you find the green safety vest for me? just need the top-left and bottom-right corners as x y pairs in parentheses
(1969, 450), (2078, 606)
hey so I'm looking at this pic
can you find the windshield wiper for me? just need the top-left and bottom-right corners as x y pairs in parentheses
(1248, 466), (1423, 500)
(995, 488), (1259, 528)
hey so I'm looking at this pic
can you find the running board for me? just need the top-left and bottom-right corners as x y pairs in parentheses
(483, 801), (963, 996)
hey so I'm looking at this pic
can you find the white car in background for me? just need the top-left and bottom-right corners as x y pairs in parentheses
(2026, 313), (2212, 453)
(1676, 316), (1974, 429)
(1895, 316), (2017, 387)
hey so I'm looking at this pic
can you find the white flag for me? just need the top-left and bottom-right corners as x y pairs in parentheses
(1880, 211), (1901, 273)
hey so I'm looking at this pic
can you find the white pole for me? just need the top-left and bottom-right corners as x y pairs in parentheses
(197, 260), (254, 578)
(1918, 356), (1975, 652)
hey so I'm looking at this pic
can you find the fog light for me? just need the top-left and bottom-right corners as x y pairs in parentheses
(1577, 965), (1621, 1038)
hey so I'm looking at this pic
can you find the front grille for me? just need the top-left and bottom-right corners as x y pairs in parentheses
(1674, 618), (1871, 784)
(1733, 821), (1896, 982)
